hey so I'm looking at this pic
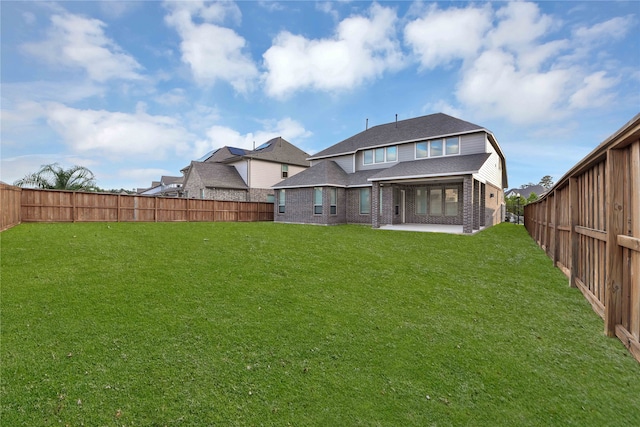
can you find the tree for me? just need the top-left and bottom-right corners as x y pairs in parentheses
(14, 163), (97, 191)
(527, 192), (539, 203)
(539, 175), (554, 189)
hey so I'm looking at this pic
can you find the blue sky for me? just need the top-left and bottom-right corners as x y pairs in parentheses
(2, 1), (638, 191)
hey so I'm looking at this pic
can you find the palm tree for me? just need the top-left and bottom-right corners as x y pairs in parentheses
(14, 163), (97, 191)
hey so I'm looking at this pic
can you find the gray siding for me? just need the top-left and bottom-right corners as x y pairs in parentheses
(460, 132), (486, 155)
(398, 143), (415, 162)
(333, 155), (354, 173)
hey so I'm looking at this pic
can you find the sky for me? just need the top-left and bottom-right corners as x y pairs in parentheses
(1, 1), (638, 191)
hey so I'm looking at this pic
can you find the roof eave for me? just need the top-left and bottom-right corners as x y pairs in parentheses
(369, 171), (478, 182)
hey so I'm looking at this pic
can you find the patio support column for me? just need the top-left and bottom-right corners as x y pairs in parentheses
(372, 181), (380, 228)
(480, 183), (486, 227)
(473, 179), (480, 230)
(463, 175), (474, 234)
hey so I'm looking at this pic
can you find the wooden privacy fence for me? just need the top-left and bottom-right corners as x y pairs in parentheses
(1, 183), (22, 231)
(0, 187), (273, 226)
(525, 114), (640, 362)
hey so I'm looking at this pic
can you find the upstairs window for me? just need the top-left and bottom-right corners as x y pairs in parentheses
(416, 142), (428, 158)
(281, 164), (289, 178)
(363, 146), (398, 165)
(445, 137), (459, 155)
(430, 140), (443, 157)
(416, 136), (460, 158)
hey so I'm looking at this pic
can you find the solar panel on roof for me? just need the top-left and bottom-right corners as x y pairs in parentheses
(228, 147), (246, 156)
(196, 148), (217, 162)
(255, 142), (271, 150)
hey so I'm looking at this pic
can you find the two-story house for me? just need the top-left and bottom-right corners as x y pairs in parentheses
(273, 113), (507, 233)
(182, 137), (310, 202)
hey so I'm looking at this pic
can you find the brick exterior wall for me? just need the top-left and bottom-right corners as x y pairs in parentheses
(463, 176), (473, 233)
(484, 182), (504, 227)
(275, 187), (372, 225)
(346, 188), (372, 224)
(274, 178), (503, 233)
(247, 188), (275, 202)
(200, 188), (248, 201)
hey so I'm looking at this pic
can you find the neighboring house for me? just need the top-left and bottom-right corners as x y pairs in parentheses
(505, 185), (547, 200)
(139, 176), (184, 197)
(181, 137), (310, 202)
(273, 113), (508, 233)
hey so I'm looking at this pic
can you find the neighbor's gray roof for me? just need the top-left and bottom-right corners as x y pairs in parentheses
(273, 161), (379, 189)
(369, 153), (491, 181)
(222, 137), (310, 167)
(310, 113), (486, 159)
(160, 175), (183, 185)
(505, 184), (547, 198)
(189, 161), (247, 189)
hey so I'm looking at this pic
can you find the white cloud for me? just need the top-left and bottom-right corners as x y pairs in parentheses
(164, 2), (257, 92)
(194, 117), (312, 157)
(488, 2), (556, 50)
(118, 168), (175, 187)
(21, 13), (143, 82)
(263, 4), (404, 98)
(405, 1), (630, 125)
(574, 15), (635, 42)
(43, 103), (193, 160)
(569, 71), (618, 109)
(456, 49), (572, 124)
(22, 11), (36, 25)
(404, 4), (492, 69)
(154, 88), (188, 106)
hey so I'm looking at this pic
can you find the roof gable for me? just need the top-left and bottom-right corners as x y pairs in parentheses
(188, 161), (247, 189)
(310, 113), (485, 159)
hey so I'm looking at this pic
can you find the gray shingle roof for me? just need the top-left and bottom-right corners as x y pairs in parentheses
(222, 137), (310, 167)
(505, 185), (547, 199)
(160, 175), (183, 185)
(273, 161), (349, 188)
(369, 153), (491, 181)
(310, 113), (485, 159)
(274, 154), (491, 189)
(189, 161), (247, 189)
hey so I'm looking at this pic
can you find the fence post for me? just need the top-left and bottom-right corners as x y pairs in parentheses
(569, 177), (579, 289)
(553, 189), (560, 267)
(604, 148), (626, 336)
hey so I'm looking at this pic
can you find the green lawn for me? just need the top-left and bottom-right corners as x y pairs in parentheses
(1, 222), (639, 426)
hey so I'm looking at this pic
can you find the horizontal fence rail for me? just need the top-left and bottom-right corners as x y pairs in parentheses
(0, 187), (273, 226)
(525, 114), (640, 363)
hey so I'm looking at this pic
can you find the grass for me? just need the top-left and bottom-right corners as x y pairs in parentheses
(1, 222), (639, 426)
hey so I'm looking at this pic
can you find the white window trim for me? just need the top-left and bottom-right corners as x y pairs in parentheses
(363, 146), (398, 165)
(415, 136), (461, 159)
